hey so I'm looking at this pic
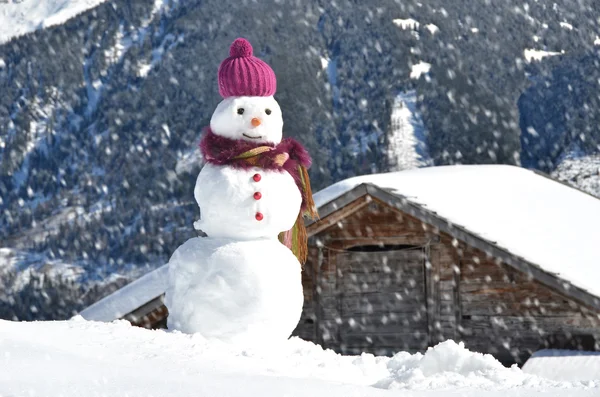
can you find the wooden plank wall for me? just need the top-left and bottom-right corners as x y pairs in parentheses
(457, 244), (600, 364)
(335, 250), (428, 355)
(306, 199), (438, 353)
(301, 195), (600, 364)
(292, 247), (318, 341)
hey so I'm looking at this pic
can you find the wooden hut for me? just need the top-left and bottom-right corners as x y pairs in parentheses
(80, 165), (600, 365)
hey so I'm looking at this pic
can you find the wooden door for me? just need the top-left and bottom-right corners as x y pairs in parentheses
(336, 249), (428, 355)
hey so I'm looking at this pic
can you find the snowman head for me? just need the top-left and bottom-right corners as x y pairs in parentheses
(213, 38), (283, 144)
(210, 96), (283, 144)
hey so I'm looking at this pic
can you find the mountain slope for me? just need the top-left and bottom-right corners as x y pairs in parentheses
(0, 0), (599, 320)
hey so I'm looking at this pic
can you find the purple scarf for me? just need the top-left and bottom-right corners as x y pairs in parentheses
(199, 128), (313, 210)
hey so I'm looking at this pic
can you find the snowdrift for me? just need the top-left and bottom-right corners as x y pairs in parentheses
(0, 319), (598, 397)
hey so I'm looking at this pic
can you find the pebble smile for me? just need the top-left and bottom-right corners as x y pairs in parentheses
(243, 133), (263, 139)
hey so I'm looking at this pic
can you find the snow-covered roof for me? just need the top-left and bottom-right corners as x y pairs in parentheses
(313, 165), (600, 300)
(79, 264), (168, 322)
(523, 349), (600, 381)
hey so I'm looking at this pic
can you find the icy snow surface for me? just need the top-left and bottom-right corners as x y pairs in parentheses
(523, 350), (600, 382)
(1, 319), (597, 397)
(0, 0), (107, 43)
(313, 165), (600, 298)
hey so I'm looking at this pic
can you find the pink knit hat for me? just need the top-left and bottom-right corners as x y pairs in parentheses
(218, 38), (277, 98)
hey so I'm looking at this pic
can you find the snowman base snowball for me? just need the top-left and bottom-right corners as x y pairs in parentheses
(165, 237), (304, 346)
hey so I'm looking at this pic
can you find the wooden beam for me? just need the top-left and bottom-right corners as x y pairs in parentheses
(122, 294), (168, 328)
(307, 195), (371, 236)
(306, 184), (369, 230)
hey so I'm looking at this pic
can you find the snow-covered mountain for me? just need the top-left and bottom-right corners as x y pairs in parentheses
(1, 0), (599, 321)
(0, 0), (108, 44)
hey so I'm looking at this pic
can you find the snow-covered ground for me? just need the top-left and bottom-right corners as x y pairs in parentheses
(0, 0), (107, 43)
(1, 319), (598, 397)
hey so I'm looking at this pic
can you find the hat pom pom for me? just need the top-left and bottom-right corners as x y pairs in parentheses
(230, 38), (253, 58)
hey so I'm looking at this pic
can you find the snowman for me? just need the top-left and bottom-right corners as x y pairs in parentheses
(165, 38), (318, 347)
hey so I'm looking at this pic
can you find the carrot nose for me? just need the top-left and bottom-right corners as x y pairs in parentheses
(251, 118), (262, 127)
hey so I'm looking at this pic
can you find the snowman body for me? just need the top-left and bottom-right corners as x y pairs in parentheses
(165, 53), (308, 345)
(165, 237), (304, 346)
(194, 163), (301, 240)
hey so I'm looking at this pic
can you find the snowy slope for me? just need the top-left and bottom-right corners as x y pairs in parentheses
(314, 165), (600, 298)
(387, 90), (432, 171)
(0, 0), (108, 43)
(1, 319), (598, 397)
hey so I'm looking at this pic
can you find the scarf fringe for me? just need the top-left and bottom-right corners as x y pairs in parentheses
(278, 165), (319, 264)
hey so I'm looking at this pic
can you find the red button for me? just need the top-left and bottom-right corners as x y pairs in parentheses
(253, 192), (262, 200)
(255, 212), (264, 221)
(253, 173), (261, 182)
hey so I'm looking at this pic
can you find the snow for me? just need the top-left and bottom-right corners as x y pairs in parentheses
(0, 0), (107, 44)
(393, 18), (420, 30)
(524, 49), (563, 62)
(594, 36), (600, 46)
(523, 350), (600, 382)
(552, 153), (600, 198)
(313, 165), (600, 298)
(137, 33), (183, 78)
(175, 146), (201, 175)
(168, 86), (305, 344)
(210, 96), (284, 144)
(194, 163), (301, 239)
(387, 90), (431, 170)
(410, 61), (431, 79)
(424, 24), (439, 34)
(559, 22), (574, 30)
(1, 320), (597, 396)
(165, 237), (303, 345)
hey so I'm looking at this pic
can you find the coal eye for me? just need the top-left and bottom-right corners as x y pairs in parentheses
(265, 109), (272, 115)
(237, 108), (244, 115)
